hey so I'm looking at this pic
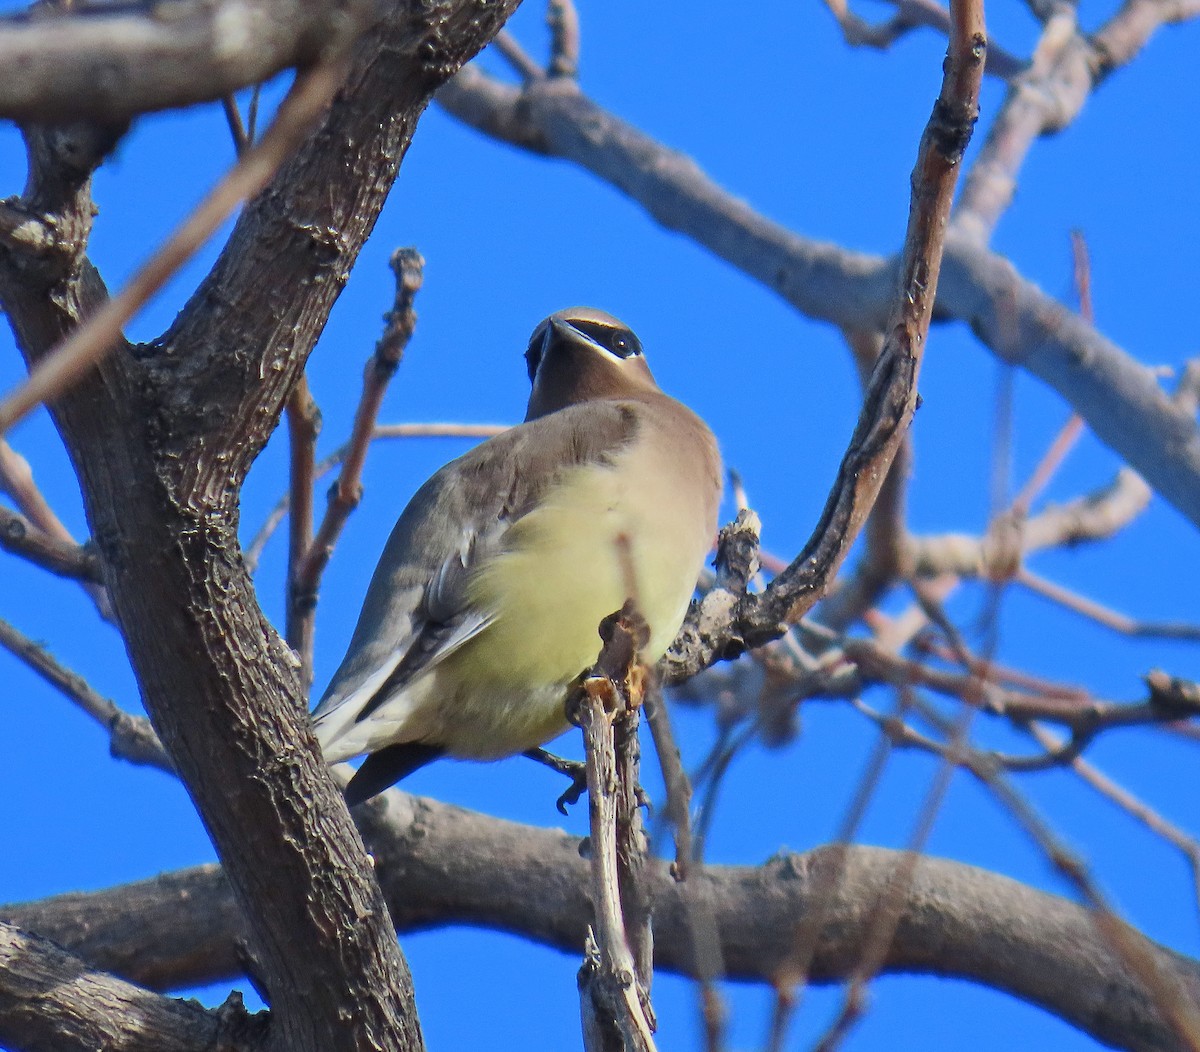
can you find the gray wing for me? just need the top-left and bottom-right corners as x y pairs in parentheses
(311, 400), (640, 735)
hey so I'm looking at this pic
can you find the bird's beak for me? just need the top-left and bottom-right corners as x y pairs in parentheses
(547, 316), (577, 347)
(547, 316), (571, 351)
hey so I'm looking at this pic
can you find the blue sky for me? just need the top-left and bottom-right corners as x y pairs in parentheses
(2, 1), (1199, 1049)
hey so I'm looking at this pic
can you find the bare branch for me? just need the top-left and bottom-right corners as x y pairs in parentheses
(0, 504), (101, 582)
(822, 0), (1023, 78)
(291, 248), (425, 646)
(570, 607), (657, 1051)
(953, 4), (1080, 241)
(0, 438), (111, 611)
(667, 3), (987, 676)
(547, 0), (581, 78)
(492, 30), (545, 83)
(0, 0), (367, 123)
(284, 374), (320, 679)
(816, 329), (912, 631)
(0, 438), (74, 543)
(1023, 721), (1200, 912)
(0, 617), (171, 773)
(0, 920), (266, 1052)
(437, 68), (1200, 529)
(0, 46), (359, 437)
(906, 467), (1152, 577)
(221, 95), (250, 157)
(8, 799), (1200, 1052)
(1018, 568), (1200, 641)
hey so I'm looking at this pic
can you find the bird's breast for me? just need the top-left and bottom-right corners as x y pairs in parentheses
(461, 434), (716, 689)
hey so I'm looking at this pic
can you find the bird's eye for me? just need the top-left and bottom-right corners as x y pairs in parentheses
(607, 329), (641, 359)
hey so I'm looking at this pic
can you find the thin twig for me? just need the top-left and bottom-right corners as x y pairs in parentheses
(221, 95), (249, 156)
(643, 684), (727, 1052)
(285, 374), (320, 681)
(0, 617), (171, 773)
(0, 439), (112, 615)
(1024, 720), (1200, 914)
(0, 48), (358, 436)
(492, 30), (545, 83)
(1018, 567), (1200, 641)
(0, 439), (73, 542)
(822, 0), (1023, 77)
(243, 421), (508, 572)
(246, 84), (263, 144)
(0, 504), (101, 582)
(290, 249), (425, 634)
(1009, 232), (1093, 516)
(547, 0), (580, 78)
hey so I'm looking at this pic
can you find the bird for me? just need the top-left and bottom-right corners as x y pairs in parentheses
(312, 306), (722, 806)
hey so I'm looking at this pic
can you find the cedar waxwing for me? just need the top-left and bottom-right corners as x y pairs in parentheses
(312, 307), (722, 804)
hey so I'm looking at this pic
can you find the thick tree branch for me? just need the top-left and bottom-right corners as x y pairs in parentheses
(0, 920), (267, 1052)
(0, 2), (522, 1050)
(6, 796), (1198, 1052)
(437, 65), (1200, 530)
(0, 0), (367, 123)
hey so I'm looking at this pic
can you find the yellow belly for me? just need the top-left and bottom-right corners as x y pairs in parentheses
(434, 448), (713, 758)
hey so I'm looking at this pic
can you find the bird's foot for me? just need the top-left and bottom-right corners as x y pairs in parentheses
(523, 747), (589, 814)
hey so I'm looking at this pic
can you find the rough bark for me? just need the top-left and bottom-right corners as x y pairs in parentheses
(5, 794), (1197, 1052)
(0, 2), (521, 1050)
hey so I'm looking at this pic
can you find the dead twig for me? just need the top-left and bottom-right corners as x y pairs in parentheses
(290, 248), (424, 648)
(822, 0), (1022, 77)
(0, 438), (111, 614)
(220, 94), (249, 156)
(547, 0), (580, 78)
(243, 421), (507, 572)
(0, 504), (101, 582)
(0, 617), (171, 773)
(285, 374), (320, 681)
(1018, 567), (1200, 641)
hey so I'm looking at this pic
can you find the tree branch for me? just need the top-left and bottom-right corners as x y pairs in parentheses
(436, 62), (1200, 529)
(0, 504), (101, 582)
(0, 616), (172, 772)
(0, 920), (267, 1052)
(0, 2), (522, 1050)
(6, 797), (1198, 1052)
(290, 247), (425, 663)
(0, 0), (366, 123)
(821, 0), (1023, 78)
(664, 2), (987, 677)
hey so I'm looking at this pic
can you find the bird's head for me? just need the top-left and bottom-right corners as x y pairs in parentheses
(524, 307), (659, 420)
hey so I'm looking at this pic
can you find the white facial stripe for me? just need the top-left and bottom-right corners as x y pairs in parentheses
(566, 322), (636, 365)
